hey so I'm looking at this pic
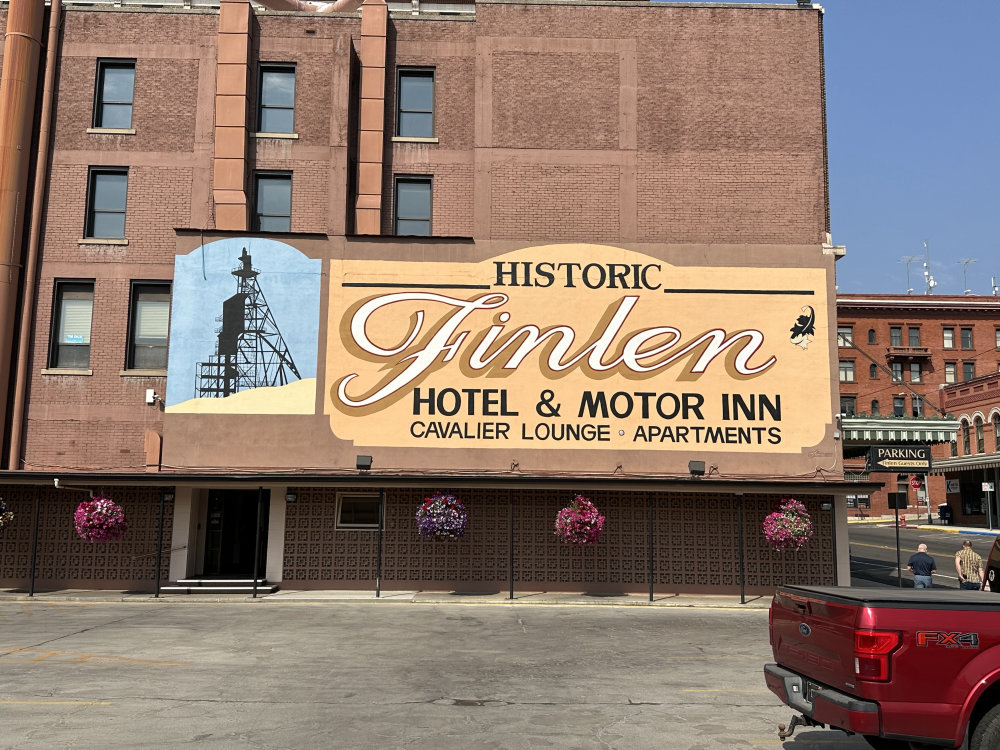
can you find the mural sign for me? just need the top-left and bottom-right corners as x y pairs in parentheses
(166, 238), (321, 414)
(325, 244), (831, 455)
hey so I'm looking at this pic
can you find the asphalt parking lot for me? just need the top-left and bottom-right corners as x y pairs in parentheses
(0, 599), (880, 750)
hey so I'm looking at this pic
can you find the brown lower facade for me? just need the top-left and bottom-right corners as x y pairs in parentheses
(0, 481), (846, 595)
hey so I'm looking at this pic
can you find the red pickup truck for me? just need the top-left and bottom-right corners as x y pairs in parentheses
(765, 582), (1000, 749)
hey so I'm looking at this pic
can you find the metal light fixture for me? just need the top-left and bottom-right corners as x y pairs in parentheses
(356, 455), (373, 472)
(285, 492), (297, 503)
(688, 460), (706, 477)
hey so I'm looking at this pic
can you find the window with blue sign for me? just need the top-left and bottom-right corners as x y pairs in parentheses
(50, 282), (94, 369)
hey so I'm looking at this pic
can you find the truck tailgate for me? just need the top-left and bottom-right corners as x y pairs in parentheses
(770, 588), (859, 691)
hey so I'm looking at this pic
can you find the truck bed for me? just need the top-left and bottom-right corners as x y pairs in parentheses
(778, 585), (1000, 610)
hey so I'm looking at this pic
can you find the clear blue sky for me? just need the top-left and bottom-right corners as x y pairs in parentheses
(821, 1), (998, 295)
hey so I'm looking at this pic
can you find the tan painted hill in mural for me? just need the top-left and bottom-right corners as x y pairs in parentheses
(166, 378), (316, 415)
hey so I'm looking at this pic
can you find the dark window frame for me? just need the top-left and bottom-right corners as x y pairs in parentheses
(126, 281), (171, 371)
(961, 327), (974, 350)
(889, 326), (902, 346)
(393, 175), (432, 236)
(396, 67), (435, 138)
(93, 59), (136, 129)
(336, 492), (380, 530)
(257, 63), (296, 134)
(252, 171), (292, 232)
(49, 280), (95, 369)
(85, 167), (129, 239)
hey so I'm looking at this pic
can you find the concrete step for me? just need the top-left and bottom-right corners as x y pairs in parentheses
(162, 579), (278, 595)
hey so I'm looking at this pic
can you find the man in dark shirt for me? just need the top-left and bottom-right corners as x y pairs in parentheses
(907, 543), (936, 588)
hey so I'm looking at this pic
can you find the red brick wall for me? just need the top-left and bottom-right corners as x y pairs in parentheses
(837, 296), (1000, 516)
(19, 3), (827, 473)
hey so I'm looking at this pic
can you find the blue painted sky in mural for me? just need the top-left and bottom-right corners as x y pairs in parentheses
(165, 237), (322, 406)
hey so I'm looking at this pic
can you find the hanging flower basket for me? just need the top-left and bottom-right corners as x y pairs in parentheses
(0, 499), (13, 531)
(416, 493), (467, 540)
(554, 495), (605, 546)
(74, 496), (129, 543)
(762, 498), (814, 552)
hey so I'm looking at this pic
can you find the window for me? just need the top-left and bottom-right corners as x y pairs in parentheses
(127, 283), (170, 370)
(336, 493), (380, 529)
(908, 327), (920, 347)
(396, 68), (434, 138)
(869, 364), (878, 379)
(871, 399), (880, 416)
(891, 362), (902, 382)
(995, 328), (1000, 349)
(911, 395), (923, 417)
(258, 64), (296, 133)
(909, 362), (921, 383)
(962, 327), (973, 349)
(893, 397), (905, 417)
(49, 282), (94, 369)
(976, 417), (985, 453)
(890, 326), (902, 346)
(847, 495), (871, 509)
(962, 421), (971, 455)
(93, 59), (135, 129)
(868, 329), (876, 344)
(253, 172), (292, 232)
(943, 327), (954, 349)
(840, 396), (857, 417)
(963, 361), (976, 381)
(837, 326), (853, 346)
(838, 360), (855, 382)
(994, 414), (1000, 445)
(394, 176), (431, 236)
(945, 362), (957, 383)
(85, 167), (128, 239)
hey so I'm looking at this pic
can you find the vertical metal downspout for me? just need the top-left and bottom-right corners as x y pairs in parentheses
(0, 0), (45, 466)
(8, 0), (60, 470)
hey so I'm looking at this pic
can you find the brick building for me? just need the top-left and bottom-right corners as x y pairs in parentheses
(0, 0), (855, 595)
(932, 372), (1000, 529)
(836, 293), (1000, 520)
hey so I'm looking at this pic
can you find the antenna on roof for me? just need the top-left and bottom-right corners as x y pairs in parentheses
(922, 240), (936, 295)
(992, 276), (999, 296)
(958, 258), (976, 295)
(900, 255), (921, 294)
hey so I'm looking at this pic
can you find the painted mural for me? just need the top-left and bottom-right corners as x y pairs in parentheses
(165, 237), (321, 414)
(325, 244), (833, 456)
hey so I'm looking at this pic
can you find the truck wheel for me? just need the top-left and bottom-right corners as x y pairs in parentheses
(862, 737), (909, 750)
(971, 705), (1000, 750)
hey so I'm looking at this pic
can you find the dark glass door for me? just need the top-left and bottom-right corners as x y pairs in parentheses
(204, 489), (270, 577)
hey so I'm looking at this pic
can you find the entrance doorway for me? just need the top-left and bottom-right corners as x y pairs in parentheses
(203, 489), (270, 577)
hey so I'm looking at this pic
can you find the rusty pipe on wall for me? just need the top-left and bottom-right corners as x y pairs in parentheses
(0, 0), (45, 468)
(7, 0), (61, 470)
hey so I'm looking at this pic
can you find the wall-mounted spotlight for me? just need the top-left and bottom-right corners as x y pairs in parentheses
(688, 460), (706, 477)
(285, 492), (297, 503)
(821, 502), (833, 511)
(145, 389), (161, 405)
(356, 455), (373, 472)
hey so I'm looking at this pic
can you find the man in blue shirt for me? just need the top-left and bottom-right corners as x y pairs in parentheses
(907, 543), (937, 588)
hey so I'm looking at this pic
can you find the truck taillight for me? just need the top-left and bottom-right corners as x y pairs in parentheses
(854, 629), (902, 682)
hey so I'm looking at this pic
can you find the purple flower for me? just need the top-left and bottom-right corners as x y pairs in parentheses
(74, 497), (128, 543)
(762, 497), (813, 551)
(416, 493), (468, 540)
(554, 496), (605, 546)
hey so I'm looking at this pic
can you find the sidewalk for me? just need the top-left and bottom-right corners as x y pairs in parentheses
(0, 587), (772, 608)
(849, 517), (998, 536)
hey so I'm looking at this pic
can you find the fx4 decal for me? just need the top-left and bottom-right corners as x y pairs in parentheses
(916, 631), (980, 648)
